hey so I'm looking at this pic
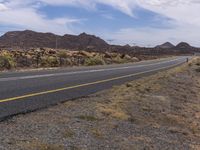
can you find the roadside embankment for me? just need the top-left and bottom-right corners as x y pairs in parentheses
(0, 48), (139, 71)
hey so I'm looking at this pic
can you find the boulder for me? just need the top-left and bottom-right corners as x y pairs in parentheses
(104, 52), (112, 58)
(131, 57), (139, 62)
(48, 49), (57, 55)
(123, 54), (132, 60)
(78, 51), (94, 57)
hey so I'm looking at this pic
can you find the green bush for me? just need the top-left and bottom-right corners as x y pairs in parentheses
(0, 53), (16, 70)
(84, 56), (105, 66)
(57, 51), (68, 58)
(41, 56), (59, 67)
(113, 55), (126, 64)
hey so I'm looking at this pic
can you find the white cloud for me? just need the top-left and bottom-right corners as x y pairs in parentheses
(95, 0), (200, 46)
(95, 0), (136, 17)
(36, 0), (200, 25)
(35, 0), (200, 46)
(138, 0), (200, 26)
(0, 3), (8, 11)
(106, 25), (200, 47)
(0, 0), (82, 34)
(40, 0), (136, 16)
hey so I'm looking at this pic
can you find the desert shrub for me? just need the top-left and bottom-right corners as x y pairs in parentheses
(113, 55), (126, 64)
(0, 53), (16, 69)
(76, 115), (99, 121)
(16, 56), (32, 67)
(41, 56), (59, 67)
(57, 51), (68, 58)
(57, 51), (69, 66)
(62, 58), (73, 66)
(84, 56), (105, 66)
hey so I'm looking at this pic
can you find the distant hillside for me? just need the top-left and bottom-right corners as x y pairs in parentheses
(156, 42), (175, 49)
(0, 30), (199, 56)
(0, 30), (109, 50)
(175, 42), (193, 50)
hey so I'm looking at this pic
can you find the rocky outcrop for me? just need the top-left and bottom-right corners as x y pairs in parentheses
(0, 48), (139, 70)
(156, 42), (175, 49)
(175, 42), (193, 50)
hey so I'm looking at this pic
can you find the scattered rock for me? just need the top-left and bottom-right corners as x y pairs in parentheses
(0, 48), (139, 70)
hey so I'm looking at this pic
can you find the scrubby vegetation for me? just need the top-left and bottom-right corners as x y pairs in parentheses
(0, 48), (139, 70)
(84, 56), (105, 66)
(41, 56), (59, 67)
(0, 52), (15, 69)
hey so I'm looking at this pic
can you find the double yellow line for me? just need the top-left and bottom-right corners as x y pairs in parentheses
(0, 61), (183, 104)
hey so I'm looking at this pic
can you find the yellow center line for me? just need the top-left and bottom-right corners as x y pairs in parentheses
(0, 61), (184, 103)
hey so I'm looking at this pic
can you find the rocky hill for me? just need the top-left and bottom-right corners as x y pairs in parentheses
(175, 42), (193, 50)
(0, 30), (109, 50)
(156, 42), (175, 49)
(0, 30), (199, 56)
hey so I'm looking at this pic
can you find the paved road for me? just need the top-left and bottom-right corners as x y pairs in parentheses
(0, 56), (189, 120)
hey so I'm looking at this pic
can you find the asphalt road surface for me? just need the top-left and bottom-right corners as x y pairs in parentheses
(0, 56), (189, 120)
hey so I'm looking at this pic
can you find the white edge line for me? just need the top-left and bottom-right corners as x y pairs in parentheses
(0, 57), (186, 82)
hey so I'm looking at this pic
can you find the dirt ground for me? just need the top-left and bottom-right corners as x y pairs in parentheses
(0, 57), (200, 150)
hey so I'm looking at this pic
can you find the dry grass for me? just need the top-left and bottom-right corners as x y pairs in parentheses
(95, 60), (187, 122)
(98, 105), (129, 120)
(94, 57), (200, 147)
(76, 115), (99, 121)
(19, 140), (65, 150)
(91, 128), (104, 138)
(63, 128), (75, 138)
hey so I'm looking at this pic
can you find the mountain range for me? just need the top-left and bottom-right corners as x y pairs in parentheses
(0, 30), (199, 55)
(156, 42), (175, 49)
(0, 30), (109, 50)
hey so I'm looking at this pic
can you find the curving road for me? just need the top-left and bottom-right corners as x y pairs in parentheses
(0, 56), (189, 120)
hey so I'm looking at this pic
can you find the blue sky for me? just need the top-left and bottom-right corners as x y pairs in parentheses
(40, 4), (168, 31)
(0, 0), (200, 46)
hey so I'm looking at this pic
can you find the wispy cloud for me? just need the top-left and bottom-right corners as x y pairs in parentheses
(0, 3), (8, 11)
(39, 0), (136, 17)
(0, 0), (83, 34)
